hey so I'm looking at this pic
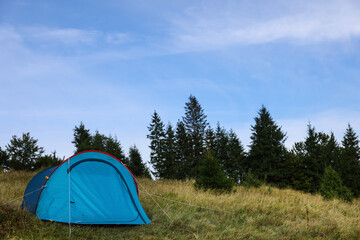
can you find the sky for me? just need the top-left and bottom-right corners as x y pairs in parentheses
(1, 0), (360, 164)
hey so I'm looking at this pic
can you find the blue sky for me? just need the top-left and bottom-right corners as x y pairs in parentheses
(1, 0), (360, 163)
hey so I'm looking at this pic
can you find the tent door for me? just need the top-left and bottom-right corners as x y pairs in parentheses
(69, 160), (140, 223)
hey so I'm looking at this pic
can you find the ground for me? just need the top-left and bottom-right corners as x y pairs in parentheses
(1, 170), (360, 239)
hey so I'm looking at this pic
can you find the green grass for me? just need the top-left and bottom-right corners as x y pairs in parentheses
(1, 170), (360, 239)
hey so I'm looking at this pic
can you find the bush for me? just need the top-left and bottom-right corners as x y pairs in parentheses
(195, 151), (234, 193)
(320, 166), (353, 202)
(0, 147), (8, 171)
(339, 186), (353, 202)
(6, 133), (44, 171)
(242, 170), (262, 188)
(33, 152), (63, 170)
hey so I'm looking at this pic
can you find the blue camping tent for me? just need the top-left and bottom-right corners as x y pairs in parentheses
(21, 151), (151, 225)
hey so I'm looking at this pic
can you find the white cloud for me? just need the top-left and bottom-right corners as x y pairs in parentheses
(27, 27), (100, 45)
(0, 25), (132, 49)
(0, 25), (22, 43)
(105, 33), (130, 44)
(169, 0), (360, 51)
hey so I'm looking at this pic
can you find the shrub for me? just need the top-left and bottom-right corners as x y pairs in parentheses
(242, 170), (262, 188)
(33, 152), (63, 170)
(320, 166), (353, 202)
(339, 186), (353, 202)
(194, 151), (234, 193)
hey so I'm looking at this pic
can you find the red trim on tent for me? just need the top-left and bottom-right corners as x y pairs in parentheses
(33, 150), (139, 214)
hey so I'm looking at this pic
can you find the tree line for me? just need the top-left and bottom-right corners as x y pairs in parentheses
(148, 95), (360, 200)
(0, 133), (63, 171)
(0, 123), (151, 178)
(1, 95), (359, 201)
(72, 122), (151, 178)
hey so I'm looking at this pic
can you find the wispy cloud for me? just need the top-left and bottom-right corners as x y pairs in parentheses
(29, 27), (100, 45)
(0, 25), (22, 43)
(0, 25), (131, 47)
(105, 33), (131, 44)
(168, 0), (360, 51)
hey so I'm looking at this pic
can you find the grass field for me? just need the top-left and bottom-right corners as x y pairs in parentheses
(1, 170), (360, 239)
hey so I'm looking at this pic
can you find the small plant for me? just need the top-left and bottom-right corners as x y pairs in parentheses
(194, 151), (234, 193)
(339, 186), (353, 202)
(242, 170), (262, 188)
(320, 166), (353, 202)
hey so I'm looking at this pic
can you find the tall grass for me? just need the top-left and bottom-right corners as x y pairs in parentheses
(1, 171), (360, 239)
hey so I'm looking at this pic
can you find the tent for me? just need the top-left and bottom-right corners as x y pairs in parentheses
(21, 151), (151, 225)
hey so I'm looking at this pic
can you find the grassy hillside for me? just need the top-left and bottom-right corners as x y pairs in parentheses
(1, 171), (360, 239)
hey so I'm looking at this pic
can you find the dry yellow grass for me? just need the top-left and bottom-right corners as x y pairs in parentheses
(138, 178), (360, 239)
(1, 171), (360, 239)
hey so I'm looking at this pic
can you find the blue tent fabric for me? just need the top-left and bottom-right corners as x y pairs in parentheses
(21, 166), (56, 213)
(21, 151), (151, 225)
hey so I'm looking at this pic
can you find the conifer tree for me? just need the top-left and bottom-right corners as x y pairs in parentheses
(277, 150), (308, 190)
(214, 123), (229, 168)
(320, 166), (353, 202)
(323, 132), (341, 167)
(340, 124), (360, 197)
(293, 125), (342, 193)
(297, 124), (322, 192)
(72, 122), (92, 153)
(91, 131), (107, 151)
(205, 127), (216, 152)
(247, 105), (287, 185)
(226, 130), (246, 183)
(162, 123), (177, 179)
(195, 151), (234, 192)
(182, 95), (208, 178)
(147, 111), (165, 178)
(106, 135), (127, 165)
(293, 125), (321, 192)
(174, 120), (191, 179)
(127, 145), (151, 178)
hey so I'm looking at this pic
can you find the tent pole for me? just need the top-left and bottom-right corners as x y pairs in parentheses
(68, 158), (71, 237)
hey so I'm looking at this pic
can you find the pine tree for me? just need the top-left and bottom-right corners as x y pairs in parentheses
(299, 124), (322, 192)
(90, 131), (107, 151)
(127, 145), (151, 178)
(6, 132), (45, 170)
(147, 111), (165, 178)
(291, 143), (313, 192)
(214, 123), (229, 168)
(182, 95), (208, 178)
(320, 166), (353, 202)
(105, 135), (127, 165)
(340, 124), (360, 197)
(293, 124), (342, 193)
(226, 129), (246, 183)
(247, 105), (287, 185)
(174, 120), (191, 179)
(72, 122), (92, 153)
(162, 123), (177, 179)
(323, 132), (341, 167)
(205, 127), (216, 152)
(195, 151), (234, 192)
